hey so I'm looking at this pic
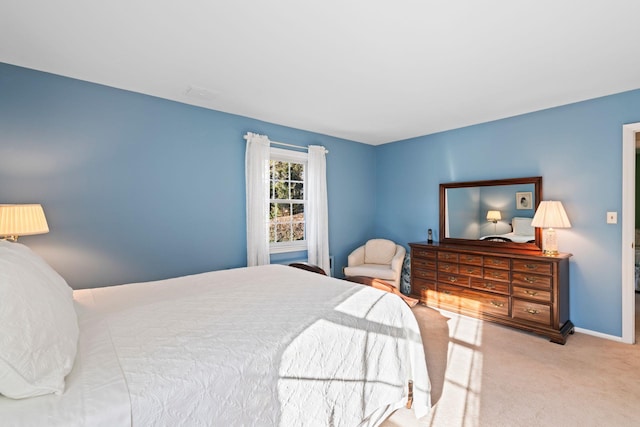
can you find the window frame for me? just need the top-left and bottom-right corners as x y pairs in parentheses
(268, 147), (308, 254)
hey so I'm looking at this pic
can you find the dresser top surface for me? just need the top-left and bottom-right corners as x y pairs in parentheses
(409, 241), (572, 260)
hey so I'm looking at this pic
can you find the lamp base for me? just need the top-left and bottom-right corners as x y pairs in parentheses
(541, 228), (559, 256)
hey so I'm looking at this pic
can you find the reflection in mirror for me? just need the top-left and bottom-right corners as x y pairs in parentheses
(440, 177), (542, 251)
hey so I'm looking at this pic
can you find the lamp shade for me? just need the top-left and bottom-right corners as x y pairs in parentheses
(486, 210), (501, 222)
(531, 201), (571, 229)
(0, 204), (49, 240)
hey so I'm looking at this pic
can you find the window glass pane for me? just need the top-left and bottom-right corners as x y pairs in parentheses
(273, 181), (290, 199)
(275, 203), (291, 221)
(292, 222), (304, 241)
(276, 223), (291, 242)
(290, 163), (303, 181)
(291, 182), (303, 200)
(272, 161), (289, 180)
(292, 203), (304, 215)
(269, 223), (276, 243)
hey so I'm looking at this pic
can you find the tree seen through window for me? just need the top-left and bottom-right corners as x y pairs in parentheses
(269, 160), (304, 243)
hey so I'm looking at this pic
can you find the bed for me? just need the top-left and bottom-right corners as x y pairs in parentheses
(0, 240), (430, 426)
(480, 216), (535, 243)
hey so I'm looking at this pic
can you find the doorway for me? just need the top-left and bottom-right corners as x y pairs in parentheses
(622, 123), (640, 344)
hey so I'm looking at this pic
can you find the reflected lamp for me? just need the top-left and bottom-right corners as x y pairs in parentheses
(486, 210), (501, 233)
(531, 201), (571, 256)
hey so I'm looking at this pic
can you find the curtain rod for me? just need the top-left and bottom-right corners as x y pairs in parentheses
(244, 134), (329, 153)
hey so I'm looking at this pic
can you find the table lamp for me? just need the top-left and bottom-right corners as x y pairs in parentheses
(0, 204), (49, 242)
(531, 201), (571, 255)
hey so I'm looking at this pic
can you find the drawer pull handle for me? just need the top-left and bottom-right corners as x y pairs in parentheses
(447, 276), (457, 282)
(442, 265), (450, 271)
(490, 301), (504, 307)
(524, 290), (538, 296)
(466, 268), (475, 273)
(421, 287), (427, 291)
(524, 277), (535, 284)
(524, 264), (538, 270)
(443, 290), (452, 295)
(525, 308), (540, 315)
(491, 272), (502, 278)
(464, 256), (474, 262)
(483, 283), (495, 289)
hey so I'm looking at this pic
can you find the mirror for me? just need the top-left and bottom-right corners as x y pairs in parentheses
(439, 176), (542, 251)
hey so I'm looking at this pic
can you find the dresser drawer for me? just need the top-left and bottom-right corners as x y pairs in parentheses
(459, 264), (483, 278)
(512, 299), (551, 326)
(413, 257), (436, 270)
(459, 253), (483, 266)
(438, 262), (459, 274)
(438, 284), (509, 317)
(512, 272), (552, 289)
(484, 256), (510, 270)
(411, 278), (436, 299)
(512, 259), (552, 275)
(413, 249), (436, 259)
(439, 272), (469, 287)
(484, 268), (510, 282)
(413, 268), (436, 281)
(470, 277), (510, 295)
(438, 251), (459, 262)
(512, 286), (551, 302)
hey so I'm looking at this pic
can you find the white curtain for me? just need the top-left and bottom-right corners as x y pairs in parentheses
(306, 145), (330, 275)
(245, 132), (271, 266)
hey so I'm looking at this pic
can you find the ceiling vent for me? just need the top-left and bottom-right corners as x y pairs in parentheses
(184, 85), (218, 101)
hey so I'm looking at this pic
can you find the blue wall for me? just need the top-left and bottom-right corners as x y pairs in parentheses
(374, 89), (640, 337)
(0, 63), (376, 288)
(3, 61), (640, 338)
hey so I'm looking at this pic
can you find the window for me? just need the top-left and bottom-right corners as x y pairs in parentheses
(269, 148), (307, 253)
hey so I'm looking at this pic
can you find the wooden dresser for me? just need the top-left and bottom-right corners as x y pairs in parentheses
(409, 242), (573, 344)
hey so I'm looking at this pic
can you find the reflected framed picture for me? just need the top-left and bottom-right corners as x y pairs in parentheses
(516, 191), (532, 210)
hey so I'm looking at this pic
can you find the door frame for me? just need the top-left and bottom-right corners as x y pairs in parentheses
(621, 122), (639, 344)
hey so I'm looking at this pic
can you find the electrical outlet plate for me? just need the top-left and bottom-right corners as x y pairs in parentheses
(607, 211), (617, 224)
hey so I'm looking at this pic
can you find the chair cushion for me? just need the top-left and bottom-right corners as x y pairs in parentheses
(344, 264), (397, 281)
(364, 239), (397, 265)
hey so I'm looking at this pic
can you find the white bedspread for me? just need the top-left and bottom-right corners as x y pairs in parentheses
(481, 232), (535, 243)
(1, 264), (430, 426)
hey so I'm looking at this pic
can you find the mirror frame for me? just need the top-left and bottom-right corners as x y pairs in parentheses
(439, 176), (543, 251)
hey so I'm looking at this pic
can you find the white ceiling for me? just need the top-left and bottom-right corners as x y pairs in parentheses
(2, 1), (640, 145)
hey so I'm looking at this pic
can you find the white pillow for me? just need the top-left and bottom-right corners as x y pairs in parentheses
(0, 240), (79, 399)
(512, 217), (535, 236)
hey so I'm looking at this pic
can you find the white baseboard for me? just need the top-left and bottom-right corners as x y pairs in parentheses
(573, 327), (633, 344)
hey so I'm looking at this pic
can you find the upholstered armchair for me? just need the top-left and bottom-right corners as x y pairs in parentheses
(343, 239), (406, 289)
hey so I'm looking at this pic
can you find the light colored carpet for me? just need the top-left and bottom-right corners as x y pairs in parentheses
(383, 294), (640, 427)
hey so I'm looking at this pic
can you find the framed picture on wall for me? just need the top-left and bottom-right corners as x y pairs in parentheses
(516, 191), (532, 210)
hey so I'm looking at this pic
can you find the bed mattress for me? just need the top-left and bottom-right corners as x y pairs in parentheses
(1, 264), (430, 426)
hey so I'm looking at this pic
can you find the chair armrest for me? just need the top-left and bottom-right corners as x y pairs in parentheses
(347, 245), (365, 266)
(390, 245), (407, 273)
